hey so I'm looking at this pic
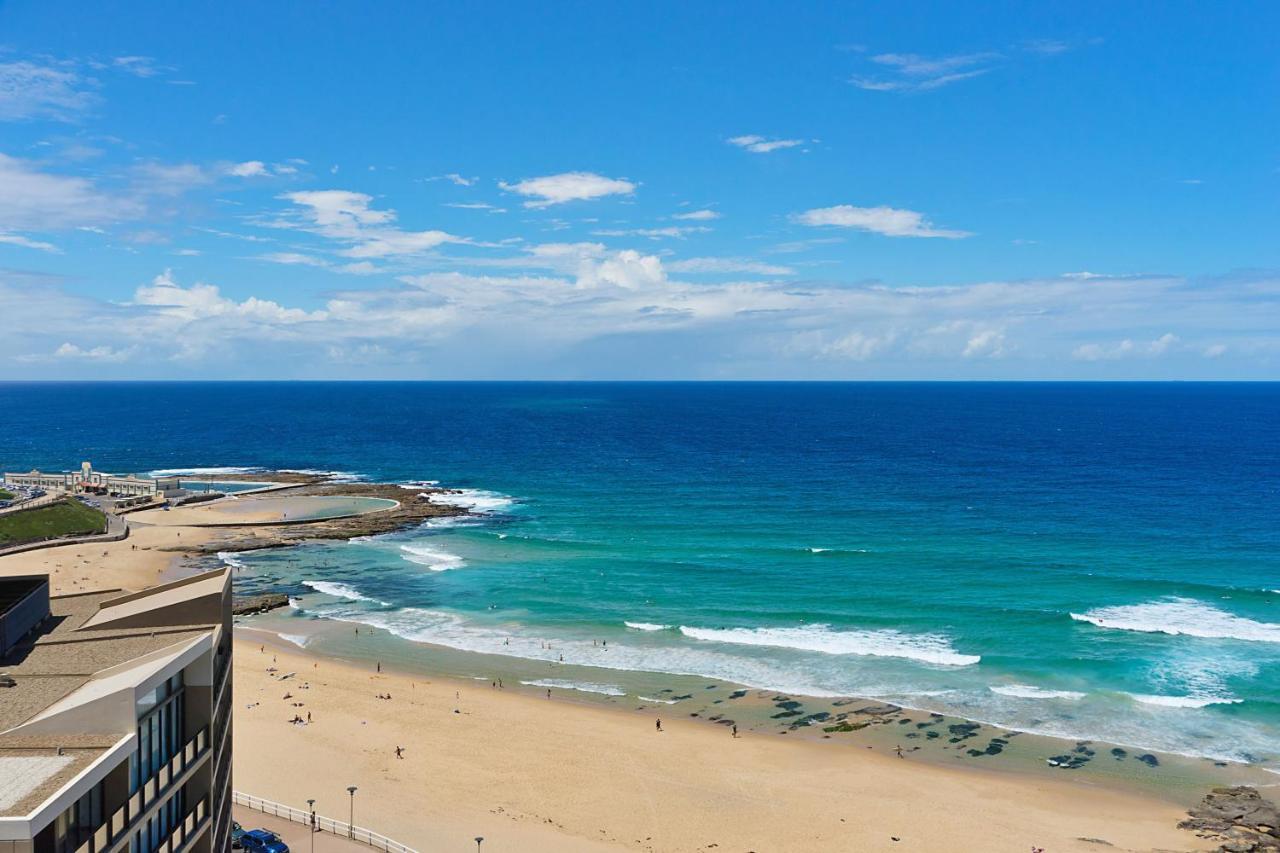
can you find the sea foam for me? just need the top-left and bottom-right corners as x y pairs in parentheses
(989, 684), (1086, 700)
(147, 466), (261, 477)
(1127, 693), (1243, 709)
(303, 580), (387, 604)
(399, 543), (465, 571)
(677, 624), (980, 667)
(624, 621), (670, 632)
(1070, 598), (1280, 643)
(427, 489), (515, 513)
(520, 679), (626, 697)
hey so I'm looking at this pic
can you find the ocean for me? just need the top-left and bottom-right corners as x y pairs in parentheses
(2, 382), (1277, 768)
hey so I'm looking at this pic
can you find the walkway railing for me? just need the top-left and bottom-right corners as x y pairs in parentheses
(232, 792), (417, 853)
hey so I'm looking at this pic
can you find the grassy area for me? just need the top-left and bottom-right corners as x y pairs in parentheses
(0, 498), (107, 545)
(0, 489), (14, 501)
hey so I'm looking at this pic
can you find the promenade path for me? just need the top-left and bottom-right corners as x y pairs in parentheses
(232, 807), (384, 853)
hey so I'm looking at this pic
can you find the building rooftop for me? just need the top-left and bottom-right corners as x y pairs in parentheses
(0, 569), (229, 816)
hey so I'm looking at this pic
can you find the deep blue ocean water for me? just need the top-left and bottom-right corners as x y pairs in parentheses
(2, 382), (1277, 766)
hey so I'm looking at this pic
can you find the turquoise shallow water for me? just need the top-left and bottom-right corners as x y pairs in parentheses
(1, 382), (1277, 768)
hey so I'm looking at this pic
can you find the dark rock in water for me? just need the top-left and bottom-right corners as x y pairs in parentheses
(771, 709), (802, 719)
(233, 593), (290, 615)
(1110, 748), (1127, 760)
(728, 690), (747, 699)
(715, 719), (735, 726)
(774, 700), (803, 711)
(672, 694), (693, 701)
(1136, 753), (1159, 767)
(1179, 787), (1280, 851)
(897, 718), (911, 725)
(965, 739), (1006, 757)
(855, 703), (901, 717)
(915, 720), (937, 729)
(789, 712), (831, 729)
(947, 722), (981, 743)
(823, 721), (869, 733)
(1047, 753), (1090, 769)
(925, 731), (941, 739)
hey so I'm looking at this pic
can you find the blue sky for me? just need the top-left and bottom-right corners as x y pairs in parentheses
(1, 1), (1276, 379)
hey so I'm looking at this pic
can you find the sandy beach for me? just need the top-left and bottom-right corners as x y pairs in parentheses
(232, 633), (1208, 853)
(0, 501), (1221, 852)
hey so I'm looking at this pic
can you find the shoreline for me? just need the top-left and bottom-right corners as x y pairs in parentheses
(2, 484), (1270, 849)
(237, 608), (1274, 807)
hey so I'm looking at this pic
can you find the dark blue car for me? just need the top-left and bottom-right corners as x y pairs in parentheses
(240, 829), (289, 853)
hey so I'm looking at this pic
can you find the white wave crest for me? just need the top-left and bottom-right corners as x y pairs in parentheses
(279, 469), (364, 482)
(638, 696), (681, 704)
(989, 684), (1086, 700)
(521, 679), (626, 697)
(428, 489), (515, 513)
(303, 580), (387, 604)
(149, 466), (260, 476)
(398, 480), (440, 489)
(217, 551), (248, 570)
(624, 621), (670, 632)
(1070, 598), (1280, 643)
(678, 624), (980, 667)
(399, 543), (465, 571)
(1127, 693), (1243, 709)
(278, 633), (312, 648)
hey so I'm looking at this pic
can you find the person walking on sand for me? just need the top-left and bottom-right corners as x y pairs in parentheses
(894, 744), (904, 759)
(546, 689), (552, 699)
(395, 746), (403, 759)
(656, 719), (662, 732)
(376, 661), (381, 673)
(732, 724), (738, 738)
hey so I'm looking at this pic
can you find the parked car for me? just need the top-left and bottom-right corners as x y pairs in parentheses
(240, 830), (289, 853)
(231, 822), (245, 849)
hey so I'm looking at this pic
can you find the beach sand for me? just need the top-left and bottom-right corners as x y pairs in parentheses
(233, 634), (1208, 853)
(0, 520), (214, 593)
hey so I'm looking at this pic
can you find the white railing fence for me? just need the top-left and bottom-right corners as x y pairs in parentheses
(231, 792), (417, 853)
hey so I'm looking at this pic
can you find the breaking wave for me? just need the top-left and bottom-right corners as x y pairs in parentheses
(989, 684), (1086, 701)
(399, 543), (465, 571)
(1127, 693), (1243, 709)
(303, 580), (387, 605)
(624, 621), (670, 632)
(1070, 598), (1280, 643)
(521, 679), (626, 697)
(677, 624), (980, 667)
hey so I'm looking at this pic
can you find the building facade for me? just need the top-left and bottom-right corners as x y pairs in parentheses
(2, 464), (180, 500)
(0, 568), (232, 853)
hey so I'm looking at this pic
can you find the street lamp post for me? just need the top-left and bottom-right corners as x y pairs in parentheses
(307, 799), (316, 853)
(475, 838), (484, 852)
(347, 786), (358, 838)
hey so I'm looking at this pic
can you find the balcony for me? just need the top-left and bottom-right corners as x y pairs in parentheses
(75, 727), (210, 853)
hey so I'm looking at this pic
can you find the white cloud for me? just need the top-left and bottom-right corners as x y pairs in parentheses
(0, 61), (96, 121)
(111, 56), (164, 78)
(0, 232), (59, 252)
(53, 342), (136, 362)
(2, 266), (1274, 378)
(1072, 333), (1179, 361)
(591, 226), (710, 240)
(499, 172), (635, 208)
(794, 204), (971, 239)
(0, 153), (143, 231)
(672, 209), (721, 221)
(426, 173), (474, 187)
(275, 190), (466, 259)
(727, 135), (804, 154)
(852, 51), (999, 92)
(227, 160), (270, 177)
(667, 257), (793, 275)
(444, 202), (505, 213)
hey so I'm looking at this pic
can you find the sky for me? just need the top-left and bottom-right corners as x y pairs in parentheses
(0, 1), (1277, 380)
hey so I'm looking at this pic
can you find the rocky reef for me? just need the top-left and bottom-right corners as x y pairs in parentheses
(1181, 787), (1280, 852)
